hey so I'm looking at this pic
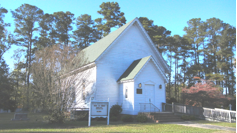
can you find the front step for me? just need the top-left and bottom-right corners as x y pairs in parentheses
(140, 112), (184, 123)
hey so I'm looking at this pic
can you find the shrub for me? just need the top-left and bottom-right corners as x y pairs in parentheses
(109, 104), (122, 121)
(121, 115), (133, 122)
(43, 110), (67, 123)
(136, 113), (147, 123)
(110, 105), (122, 117)
(71, 111), (88, 121)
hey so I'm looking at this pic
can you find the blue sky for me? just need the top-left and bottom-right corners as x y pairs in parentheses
(1, 0), (236, 71)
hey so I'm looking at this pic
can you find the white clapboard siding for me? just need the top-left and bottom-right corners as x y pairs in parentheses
(69, 18), (168, 115)
(134, 60), (166, 114)
(95, 22), (166, 109)
(121, 82), (134, 114)
(71, 66), (97, 108)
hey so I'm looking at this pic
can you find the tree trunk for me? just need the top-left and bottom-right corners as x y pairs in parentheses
(168, 50), (172, 98)
(230, 56), (233, 96)
(27, 29), (33, 111)
(174, 57), (177, 99)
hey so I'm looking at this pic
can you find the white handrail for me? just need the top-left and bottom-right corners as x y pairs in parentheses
(139, 103), (160, 112)
(214, 108), (236, 113)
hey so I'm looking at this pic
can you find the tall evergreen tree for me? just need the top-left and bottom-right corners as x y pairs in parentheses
(95, 2), (126, 37)
(182, 17), (236, 97)
(0, 59), (16, 111)
(0, 5), (11, 60)
(138, 17), (171, 53)
(36, 13), (56, 50)
(166, 36), (175, 98)
(218, 24), (236, 95)
(183, 18), (206, 77)
(205, 18), (223, 75)
(10, 61), (26, 109)
(0, 5), (16, 111)
(53, 11), (75, 46)
(11, 4), (44, 110)
(72, 14), (98, 50)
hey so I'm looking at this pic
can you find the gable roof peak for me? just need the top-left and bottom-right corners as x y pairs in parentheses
(75, 18), (137, 67)
(118, 55), (168, 83)
(74, 17), (169, 73)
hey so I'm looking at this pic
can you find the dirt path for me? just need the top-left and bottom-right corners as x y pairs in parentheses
(165, 121), (236, 132)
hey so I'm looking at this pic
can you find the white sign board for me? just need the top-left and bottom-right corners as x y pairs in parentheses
(91, 102), (108, 116)
(88, 99), (110, 126)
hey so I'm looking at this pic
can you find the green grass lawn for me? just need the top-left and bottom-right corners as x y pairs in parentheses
(193, 120), (236, 128)
(0, 113), (225, 132)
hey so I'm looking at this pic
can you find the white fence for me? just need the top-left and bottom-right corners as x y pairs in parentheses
(203, 108), (236, 123)
(162, 103), (236, 123)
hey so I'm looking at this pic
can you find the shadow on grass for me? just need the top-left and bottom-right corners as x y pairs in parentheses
(0, 113), (155, 130)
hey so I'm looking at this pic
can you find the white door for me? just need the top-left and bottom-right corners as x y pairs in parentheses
(142, 84), (155, 112)
(145, 84), (155, 104)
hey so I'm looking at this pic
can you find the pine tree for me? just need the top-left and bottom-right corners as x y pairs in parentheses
(0, 5), (11, 60)
(0, 5), (16, 111)
(11, 4), (44, 110)
(95, 2), (126, 37)
(72, 14), (98, 50)
(52, 11), (75, 46)
(138, 17), (171, 53)
(36, 13), (57, 50)
(183, 18), (206, 77)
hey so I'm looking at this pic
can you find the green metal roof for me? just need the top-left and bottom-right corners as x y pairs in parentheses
(75, 18), (137, 67)
(117, 56), (151, 82)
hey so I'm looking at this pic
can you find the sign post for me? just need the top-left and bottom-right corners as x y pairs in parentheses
(88, 98), (110, 127)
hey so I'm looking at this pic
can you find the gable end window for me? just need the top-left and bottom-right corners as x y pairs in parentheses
(136, 89), (142, 94)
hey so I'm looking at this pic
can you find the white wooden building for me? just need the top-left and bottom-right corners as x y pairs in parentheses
(70, 18), (169, 115)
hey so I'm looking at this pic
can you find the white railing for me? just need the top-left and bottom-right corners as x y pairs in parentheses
(203, 108), (236, 123)
(162, 102), (236, 123)
(140, 103), (160, 112)
(173, 103), (203, 116)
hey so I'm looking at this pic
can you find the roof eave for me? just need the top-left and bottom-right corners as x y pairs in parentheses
(118, 79), (134, 83)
